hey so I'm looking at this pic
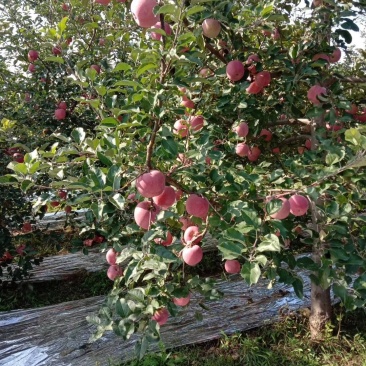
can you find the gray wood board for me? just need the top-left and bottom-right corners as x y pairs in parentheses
(0, 270), (316, 366)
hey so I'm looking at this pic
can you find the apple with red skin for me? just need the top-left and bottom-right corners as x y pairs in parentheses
(52, 46), (62, 55)
(28, 64), (36, 73)
(28, 50), (39, 62)
(255, 71), (271, 88)
(93, 235), (105, 243)
(329, 48), (341, 63)
(107, 265), (123, 280)
(186, 194), (209, 219)
(54, 108), (66, 120)
(307, 85), (327, 105)
(224, 260), (241, 274)
(247, 146), (261, 161)
(226, 60), (245, 82)
(182, 245), (203, 266)
(246, 82), (263, 94)
(234, 122), (249, 137)
(236, 143), (249, 157)
(181, 95), (195, 109)
(58, 190), (67, 199)
(22, 222), (32, 233)
(134, 201), (159, 229)
(189, 115), (204, 132)
(202, 19), (221, 38)
(153, 186), (176, 209)
(90, 64), (101, 74)
(50, 201), (60, 207)
(151, 21), (172, 41)
(65, 205), (72, 214)
(312, 53), (329, 62)
(154, 231), (173, 246)
(58, 101), (67, 110)
(289, 195), (309, 216)
(106, 248), (118, 265)
(61, 3), (69, 11)
(136, 170), (165, 198)
(259, 129), (272, 142)
(269, 197), (291, 220)
(152, 308), (169, 325)
(183, 226), (202, 245)
(13, 153), (24, 163)
(95, 0), (111, 5)
(173, 293), (191, 306)
(247, 54), (260, 63)
(173, 119), (189, 137)
(272, 147), (280, 154)
(131, 0), (159, 28)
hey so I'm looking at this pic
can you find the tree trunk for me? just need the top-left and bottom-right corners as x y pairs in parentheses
(309, 252), (332, 340)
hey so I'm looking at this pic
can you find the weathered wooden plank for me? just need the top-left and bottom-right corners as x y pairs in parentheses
(3, 235), (218, 284)
(0, 270), (317, 366)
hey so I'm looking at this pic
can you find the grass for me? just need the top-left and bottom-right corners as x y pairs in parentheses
(119, 307), (366, 366)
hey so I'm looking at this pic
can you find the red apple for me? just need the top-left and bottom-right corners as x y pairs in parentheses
(22, 222), (32, 233)
(182, 245), (203, 266)
(152, 308), (169, 325)
(51, 201), (60, 207)
(153, 186), (176, 209)
(90, 64), (101, 74)
(58, 190), (67, 199)
(131, 0), (159, 28)
(154, 231), (173, 246)
(247, 146), (261, 162)
(28, 64), (36, 73)
(226, 60), (245, 82)
(224, 259), (241, 274)
(136, 170), (165, 198)
(329, 48), (341, 63)
(247, 54), (261, 63)
(234, 122), (249, 137)
(186, 194), (209, 219)
(150, 21), (172, 41)
(255, 71), (271, 88)
(28, 50), (39, 62)
(107, 265), (123, 280)
(58, 101), (67, 110)
(181, 95), (195, 109)
(173, 293), (191, 306)
(246, 82), (263, 94)
(13, 153), (24, 163)
(189, 115), (204, 132)
(83, 239), (94, 246)
(235, 143), (249, 157)
(134, 201), (159, 229)
(183, 226), (202, 245)
(174, 119), (189, 137)
(289, 195), (309, 216)
(106, 248), (118, 265)
(65, 205), (72, 214)
(307, 85), (327, 105)
(52, 46), (62, 55)
(259, 129), (272, 142)
(202, 19), (221, 38)
(54, 108), (66, 120)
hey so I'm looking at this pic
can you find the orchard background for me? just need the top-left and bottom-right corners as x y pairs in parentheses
(1, 0), (366, 358)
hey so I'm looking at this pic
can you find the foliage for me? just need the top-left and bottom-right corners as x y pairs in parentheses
(1, 0), (366, 359)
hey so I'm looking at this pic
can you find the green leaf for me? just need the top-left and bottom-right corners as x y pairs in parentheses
(161, 137), (178, 156)
(71, 128), (86, 143)
(217, 241), (243, 260)
(261, 4), (274, 17)
(335, 29), (352, 44)
(265, 199), (283, 216)
(135, 336), (149, 360)
(293, 278), (303, 299)
(101, 117), (118, 127)
(97, 152), (113, 167)
(186, 5), (205, 16)
(340, 18), (359, 32)
(43, 56), (65, 64)
(57, 16), (68, 34)
(113, 62), (132, 72)
(241, 262), (261, 285)
(136, 63), (157, 77)
(109, 193), (125, 210)
(21, 180), (34, 192)
(257, 234), (281, 252)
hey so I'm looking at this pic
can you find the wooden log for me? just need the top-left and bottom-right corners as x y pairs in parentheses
(0, 270), (319, 366)
(2, 235), (218, 284)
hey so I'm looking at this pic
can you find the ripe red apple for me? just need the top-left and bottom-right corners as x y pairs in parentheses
(189, 115), (204, 132)
(52, 46), (62, 55)
(289, 194), (309, 216)
(234, 122), (249, 137)
(153, 186), (176, 209)
(90, 64), (101, 74)
(152, 308), (169, 325)
(95, 0), (111, 5)
(246, 82), (263, 94)
(28, 64), (36, 73)
(182, 245), (203, 266)
(131, 0), (159, 28)
(151, 21), (172, 41)
(58, 101), (67, 110)
(58, 190), (67, 199)
(235, 142), (249, 157)
(13, 153), (24, 163)
(269, 197), (291, 220)
(65, 205), (72, 214)
(329, 48), (341, 63)
(51, 201), (60, 207)
(134, 201), (159, 229)
(247, 54), (261, 63)
(93, 235), (105, 243)
(173, 293), (191, 306)
(346, 104), (358, 115)
(181, 95), (195, 109)
(199, 68), (212, 77)
(183, 226), (202, 245)
(272, 147), (280, 154)
(305, 139), (312, 150)
(136, 170), (165, 198)
(202, 18), (221, 38)
(106, 248), (118, 265)
(186, 194), (209, 219)
(259, 129), (272, 142)
(255, 71), (271, 88)
(61, 3), (69, 11)
(224, 259), (241, 274)
(312, 53), (330, 62)
(174, 119), (189, 137)
(226, 60), (245, 82)
(28, 50), (39, 62)
(22, 222), (32, 233)
(107, 265), (123, 280)
(154, 231), (173, 246)
(307, 85), (327, 105)
(54, 108), (66, 120)
(247, 146), (261, 162)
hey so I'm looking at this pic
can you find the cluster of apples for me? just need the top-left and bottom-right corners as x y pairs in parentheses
(268, 194), (309, 220)
(312, 47), (342, 64)
(55, 101), (67, 120)
(173, 115), (204, 137)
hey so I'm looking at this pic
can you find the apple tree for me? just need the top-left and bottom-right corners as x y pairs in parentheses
(1, 0), (366, 357)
